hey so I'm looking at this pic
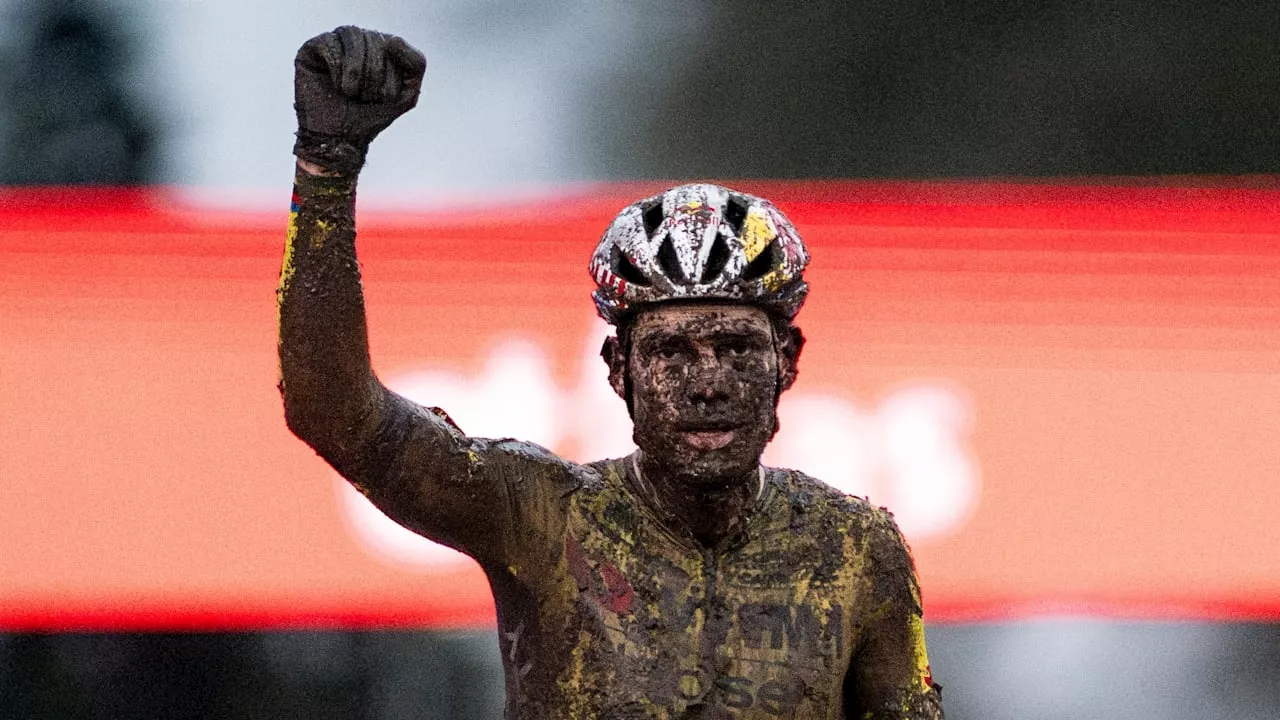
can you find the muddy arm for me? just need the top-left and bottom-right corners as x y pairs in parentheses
(277, 166), (582, 564)
(275, 166), (478, 539)
(844, 510), (946, 719)
(277, 28), (583, 567)
(279, 24), (425, 469)
(277, 166), (379, 468)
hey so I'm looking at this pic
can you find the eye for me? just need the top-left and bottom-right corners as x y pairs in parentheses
(650, 341), (687, 361)
(720, 340), (754, 358)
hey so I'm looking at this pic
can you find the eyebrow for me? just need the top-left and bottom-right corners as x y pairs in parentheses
(707, 327), (771, 343)
(639, 326), (769, 347)
(636, 330), (684, 347)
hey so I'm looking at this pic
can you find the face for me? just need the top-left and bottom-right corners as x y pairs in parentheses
(613, 303), (782, 482)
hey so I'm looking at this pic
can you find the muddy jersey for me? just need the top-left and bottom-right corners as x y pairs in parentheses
(278, 171), (944, 719)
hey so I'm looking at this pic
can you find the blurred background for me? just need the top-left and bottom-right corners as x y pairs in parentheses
(2, 0), (1278, 718)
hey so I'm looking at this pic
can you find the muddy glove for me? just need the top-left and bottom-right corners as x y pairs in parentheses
(293, 26), (426, 175)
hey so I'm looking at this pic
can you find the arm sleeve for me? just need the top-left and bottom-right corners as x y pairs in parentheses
(277, 168), (582, 567)
(844, 508), (945, 720)
(339, 394), (587, 566)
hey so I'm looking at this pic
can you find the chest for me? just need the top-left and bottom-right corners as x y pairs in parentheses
(554, 491), (864, 717)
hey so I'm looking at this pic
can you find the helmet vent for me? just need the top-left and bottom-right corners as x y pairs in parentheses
(701, 234), (730, 283)
(642, 202), (666, 239)
(742, 242), (777, 280)
(657, 236), (686, 283)
(613, 249), (651, 286)
(723, 197), (748, 236)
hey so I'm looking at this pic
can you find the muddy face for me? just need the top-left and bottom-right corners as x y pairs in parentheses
(618, 303), (782, 484)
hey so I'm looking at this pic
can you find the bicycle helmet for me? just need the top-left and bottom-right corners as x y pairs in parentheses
(589, 183), (810, 325)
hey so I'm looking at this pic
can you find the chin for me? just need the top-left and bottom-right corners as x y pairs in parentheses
(648, 442), (765, 484)
(696, 451), (761, 480)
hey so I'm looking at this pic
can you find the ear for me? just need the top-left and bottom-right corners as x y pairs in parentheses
(600, 335), (628, 400)
(776, 325), (805, 393)
(777, 353), (798, 393)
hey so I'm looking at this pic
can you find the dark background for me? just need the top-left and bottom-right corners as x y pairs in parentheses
(2, 0), (1276, 718)
(587, 0), (1278, 179)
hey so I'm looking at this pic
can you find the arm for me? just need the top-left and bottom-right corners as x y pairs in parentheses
(843, 509), (945, 720)
(278, 27), (579, 565)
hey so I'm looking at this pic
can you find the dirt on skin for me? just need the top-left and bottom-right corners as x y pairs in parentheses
(277, 169), (944, 719)
(603, 304), (782, 548)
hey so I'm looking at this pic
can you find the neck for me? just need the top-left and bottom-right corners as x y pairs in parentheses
(633, 453), (762, 548)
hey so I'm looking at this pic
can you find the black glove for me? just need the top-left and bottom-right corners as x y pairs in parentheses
(293, 26), (426, 175)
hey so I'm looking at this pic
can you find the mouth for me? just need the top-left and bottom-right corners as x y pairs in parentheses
(677, 423), (743, 451)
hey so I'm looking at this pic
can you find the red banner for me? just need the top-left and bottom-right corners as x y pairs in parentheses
(2, 179), (1278, 630)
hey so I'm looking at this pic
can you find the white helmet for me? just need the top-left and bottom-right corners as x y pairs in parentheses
(589, 183), (810, 325)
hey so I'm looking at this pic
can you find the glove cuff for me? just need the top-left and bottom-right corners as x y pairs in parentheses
(292, 128), (368, 176)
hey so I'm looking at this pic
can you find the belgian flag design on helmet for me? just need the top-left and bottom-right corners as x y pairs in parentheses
(589, 184), (810, 325)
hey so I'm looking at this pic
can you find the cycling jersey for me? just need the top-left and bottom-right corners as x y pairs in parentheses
(278, 171), (944, 719)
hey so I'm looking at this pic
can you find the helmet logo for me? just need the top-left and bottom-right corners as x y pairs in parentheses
(740, 207), (777, 262)
(667, 191), (724, 283)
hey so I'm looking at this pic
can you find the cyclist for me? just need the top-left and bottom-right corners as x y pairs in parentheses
(278, 26), (944, 719)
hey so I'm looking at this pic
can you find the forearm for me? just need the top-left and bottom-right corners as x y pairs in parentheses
(277, 164), (383, 465)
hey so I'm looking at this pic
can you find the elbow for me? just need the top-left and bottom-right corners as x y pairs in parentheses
(281, 386), (325, 450)
(278, 376), (337, 453)
(279, 376), (384, 459)
(282, 395), (355, 468)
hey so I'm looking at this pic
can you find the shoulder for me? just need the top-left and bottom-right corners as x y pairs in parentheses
(470, 437), (604, 495)
(769, 467), (876, 519)
(769, 467), (906, 542)
(581, 456), (628, 494)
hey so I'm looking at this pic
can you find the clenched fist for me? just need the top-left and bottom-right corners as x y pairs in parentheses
(293, 26), (426, 175)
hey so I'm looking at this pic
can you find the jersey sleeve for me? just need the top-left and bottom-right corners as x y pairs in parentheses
(844, 507), (945, 719)
(334, 389), (587, 569)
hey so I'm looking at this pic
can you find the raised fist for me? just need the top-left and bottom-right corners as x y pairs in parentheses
(293, 26), (426, 175)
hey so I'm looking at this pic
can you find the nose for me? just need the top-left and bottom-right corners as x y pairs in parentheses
(685, 354), (731, 406)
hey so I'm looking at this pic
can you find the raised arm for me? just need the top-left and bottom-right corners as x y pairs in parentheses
(844, 509), (946, 719)
(277, 27), (579, 566)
